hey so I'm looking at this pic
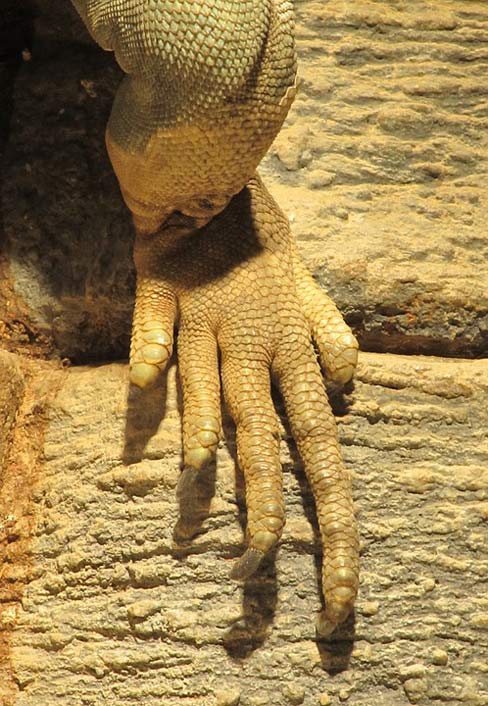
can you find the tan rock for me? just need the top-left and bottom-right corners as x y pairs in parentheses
(0, 352), (484, 705)
(0, 349), (24, 465)
(265, 0), (488, 357)
(283, 684), (305, 705)
(431, 648), (449, 667)
(215, 689), (241, 706)
(404, 678), (429, 704)
(318, 694), (331, 706)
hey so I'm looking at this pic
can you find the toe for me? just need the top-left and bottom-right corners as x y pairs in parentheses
(221, 353), (285, 578)
(274, 327), (359, 629)
(129, 280), (176, 388)
(179, 322), (221, 471)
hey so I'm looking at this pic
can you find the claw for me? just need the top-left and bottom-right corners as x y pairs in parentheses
(184, 446), (215, 472)
(230, 547), (265, 581)
(316, 583), (355, 637)
(315, 610), (337, 638)
(176, 466), (200, 498)
(329, 333), (359, 386)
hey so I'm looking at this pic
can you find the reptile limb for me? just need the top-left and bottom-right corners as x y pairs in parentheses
(71, 0), (359, 635)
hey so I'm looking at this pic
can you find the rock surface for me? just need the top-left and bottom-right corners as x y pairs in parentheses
(0, 352), (487, 706)
(0, 349), (24, 466)
(268, 0), (488, 357)
(0, 0), (487, 360)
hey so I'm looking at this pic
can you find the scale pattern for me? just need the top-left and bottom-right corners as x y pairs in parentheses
(73, 0), (297, 229)
(71, 0), (359, 634)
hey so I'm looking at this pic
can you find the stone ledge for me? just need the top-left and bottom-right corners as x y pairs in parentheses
(2, 352), (487, 705)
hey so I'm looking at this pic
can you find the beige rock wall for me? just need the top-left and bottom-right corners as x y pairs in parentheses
(0, 350), (24, 466)
(263, 0), (488, 356)
(2, 353), (488, 706)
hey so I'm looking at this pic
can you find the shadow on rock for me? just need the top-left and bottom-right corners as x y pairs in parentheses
(2, 6), (134, 362)
(172, 460), (217, 545)
(220, 420), (278, 659)
(223, 552), (278, 660)
(122, 372), (169, 465)
(0, 2), (36, 341)
(316, 617), (355, 675)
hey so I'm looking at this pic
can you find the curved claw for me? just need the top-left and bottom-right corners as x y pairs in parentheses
(316, 586), (355, 637)
(315, 610), (337, 638)
(176, 465), (200, 499)
(174, 465), (214, 543)
(230, 547), (265, 581)
(130, 360), (164, 388)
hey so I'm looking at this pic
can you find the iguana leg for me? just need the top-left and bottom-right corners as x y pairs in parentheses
(70, 0), (359, 633)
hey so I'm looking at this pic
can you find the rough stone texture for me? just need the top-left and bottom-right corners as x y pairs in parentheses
(0, 349), (24, 466)
(264, 0), (488, 357)
(0, 356), (63, 706)
(1, 0), (487, 360)
(1, 352), (487, 706)
(0, 0), (133, 363)
(0, 347), (25, 700)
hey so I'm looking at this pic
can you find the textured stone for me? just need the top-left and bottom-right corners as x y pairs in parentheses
(0, 356), (62, 706)
(283, 684), (306, 705)
(0, 0), (133, 363)
(404, 678), (428, 704)
(215, 688), (241, 706)
(431, 648), (448, 667)
(0, 352), (486, 705)
(318, 694), (331, 706)
(0, 349), (24, 465)
(262, 0), (488, 357)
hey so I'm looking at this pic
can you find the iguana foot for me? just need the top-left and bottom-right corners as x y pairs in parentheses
(130, 174), (359, 633)
(72, 0), (357, 636)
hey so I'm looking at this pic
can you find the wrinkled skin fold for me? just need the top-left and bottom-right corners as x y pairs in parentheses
(71, 0), (359, 635)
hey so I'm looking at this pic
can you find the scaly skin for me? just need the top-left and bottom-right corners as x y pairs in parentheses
(71, 0), (359, 634)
